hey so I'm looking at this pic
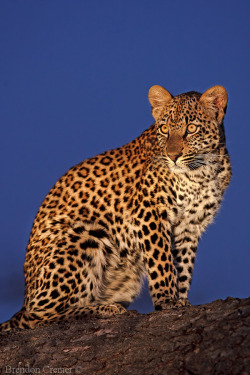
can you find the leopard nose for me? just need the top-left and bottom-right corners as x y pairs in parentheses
(168, 152), (182, 162)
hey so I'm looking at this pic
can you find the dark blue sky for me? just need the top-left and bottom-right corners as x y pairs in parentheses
(0, 1), (249, 322)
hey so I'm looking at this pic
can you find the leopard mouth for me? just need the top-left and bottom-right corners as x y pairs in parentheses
(169, 155), (202, 173)
(151, 153), (204, 173)
(169, 162), (190, 174)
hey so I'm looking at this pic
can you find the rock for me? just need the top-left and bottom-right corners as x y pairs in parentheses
(0, 297), (250, 374)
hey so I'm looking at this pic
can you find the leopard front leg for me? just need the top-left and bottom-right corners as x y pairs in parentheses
(171, 223), (200, 305)
(141, 221), (179, 311)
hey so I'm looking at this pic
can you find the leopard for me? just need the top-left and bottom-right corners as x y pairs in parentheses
(0, 84), (231, 331)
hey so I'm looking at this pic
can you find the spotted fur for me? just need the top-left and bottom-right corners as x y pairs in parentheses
(0, 85), (231, 331)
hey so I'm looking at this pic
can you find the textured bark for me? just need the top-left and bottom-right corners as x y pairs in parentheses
(0, 297), (249, 375)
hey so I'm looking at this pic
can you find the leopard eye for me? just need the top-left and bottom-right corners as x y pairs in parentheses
(160, 124), (169, 135)
(186, 124), (198, 134)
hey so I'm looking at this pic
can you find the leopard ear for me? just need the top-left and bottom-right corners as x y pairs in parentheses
(200, 85), (228, 123)
(148, 85), (172, 121)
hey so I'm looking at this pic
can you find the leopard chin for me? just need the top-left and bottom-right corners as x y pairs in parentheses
(168, 160), (190, 174)
(169, 165), (189, 174)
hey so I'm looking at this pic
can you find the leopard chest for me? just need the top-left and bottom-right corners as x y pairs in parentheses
(165, 173), (222, 230)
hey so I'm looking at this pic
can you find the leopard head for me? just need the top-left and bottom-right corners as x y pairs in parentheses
(148, 84), (228, 174)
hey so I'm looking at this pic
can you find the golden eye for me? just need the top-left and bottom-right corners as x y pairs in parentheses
(160, 124), (169, 135)
(186, 124), (198, 134)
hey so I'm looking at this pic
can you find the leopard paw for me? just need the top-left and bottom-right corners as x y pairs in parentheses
(174, 298), (191, 307)
(155, 298), (191, 311)
(96, 303), (127, 317)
